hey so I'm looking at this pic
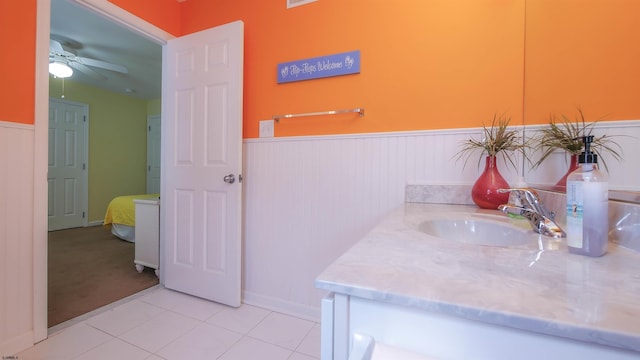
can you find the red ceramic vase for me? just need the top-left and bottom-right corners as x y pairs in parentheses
(471, 155), (510, 209)
(554, 153), (580, 189)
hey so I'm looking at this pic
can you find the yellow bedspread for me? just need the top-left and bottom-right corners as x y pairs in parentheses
(103, 194), (160, 227)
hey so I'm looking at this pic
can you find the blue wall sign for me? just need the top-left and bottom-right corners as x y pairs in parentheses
(277, 50), (360, 84)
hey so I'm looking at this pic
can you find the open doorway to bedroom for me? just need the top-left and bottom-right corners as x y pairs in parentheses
(47, 0), (162, 328)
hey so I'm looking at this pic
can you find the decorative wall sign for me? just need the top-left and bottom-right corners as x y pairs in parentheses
(277, 50), (361, 84)
(287, 0), (318, 9)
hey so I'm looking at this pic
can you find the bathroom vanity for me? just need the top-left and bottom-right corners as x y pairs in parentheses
(316, 203), (640, 360)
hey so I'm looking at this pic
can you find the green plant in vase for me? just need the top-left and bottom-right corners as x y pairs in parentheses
(532, 109), (623, 188)
(456, 114), (527, 209)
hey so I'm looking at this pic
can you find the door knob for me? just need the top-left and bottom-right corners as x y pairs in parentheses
(223, 174), (236, 184)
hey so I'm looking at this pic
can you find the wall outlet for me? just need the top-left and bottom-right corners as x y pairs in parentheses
(259, 119), (274, 138)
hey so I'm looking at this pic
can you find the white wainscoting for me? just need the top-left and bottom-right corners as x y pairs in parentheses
(241, 121), (640, 321)
(0, 121), (35, 355)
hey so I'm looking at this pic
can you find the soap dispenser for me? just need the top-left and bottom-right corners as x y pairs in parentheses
(566, 135), (609, 256)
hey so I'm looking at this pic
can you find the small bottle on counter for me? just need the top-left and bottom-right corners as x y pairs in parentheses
(566, 135), (609, 257)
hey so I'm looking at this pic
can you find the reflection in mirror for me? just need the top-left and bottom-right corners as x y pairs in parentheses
(521, 0), (640, 201)
(523, 121), (640, 202)
(522, 1), (640, 125)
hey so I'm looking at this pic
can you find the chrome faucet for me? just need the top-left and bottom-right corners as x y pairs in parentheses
(497, 188), (566, 238)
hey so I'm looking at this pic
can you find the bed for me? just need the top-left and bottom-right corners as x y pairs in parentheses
(103, 194), (160, 242)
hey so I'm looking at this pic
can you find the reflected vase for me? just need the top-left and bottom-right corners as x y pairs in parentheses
(554, 153), (580, 189)
(471, 155), (510, 209)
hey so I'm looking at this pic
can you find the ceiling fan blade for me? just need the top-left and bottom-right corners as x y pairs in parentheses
(49, 54), (66, 63)
(75, 56), (128, 74)
(68, 61), (107, 80)
(50, 39), (65, 54)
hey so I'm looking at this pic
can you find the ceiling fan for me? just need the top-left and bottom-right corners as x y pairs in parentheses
(49, 38), (128, 79)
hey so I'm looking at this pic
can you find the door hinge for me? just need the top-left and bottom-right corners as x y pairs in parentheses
(82, 212), (85, 218)
(148, 165), (151, 172)
(149, 125), (151, 132)
(83, 115), (87, 122)
(83, 163), (86, 170)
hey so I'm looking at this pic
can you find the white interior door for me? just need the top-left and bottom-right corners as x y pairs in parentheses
(162, 21), (244, 306)
(146, 115), (161, 194)
(48, 98), (88, 231)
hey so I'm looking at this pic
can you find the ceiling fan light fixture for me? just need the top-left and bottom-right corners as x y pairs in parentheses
(49, 62), (73, 78)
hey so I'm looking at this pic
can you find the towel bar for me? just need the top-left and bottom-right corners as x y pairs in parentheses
(273, 108), (364, 123)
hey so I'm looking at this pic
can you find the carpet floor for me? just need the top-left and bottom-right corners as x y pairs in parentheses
(48, 225), (159, 327)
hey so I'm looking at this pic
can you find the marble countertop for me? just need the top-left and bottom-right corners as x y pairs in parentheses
(315, 203), (640, 353)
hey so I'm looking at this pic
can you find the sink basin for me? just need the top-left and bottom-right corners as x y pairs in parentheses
(418, 216), (534, 247)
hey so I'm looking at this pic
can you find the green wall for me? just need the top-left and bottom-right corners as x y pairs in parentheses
(49, 78), (160, 222)
(147, 98), (161, 116)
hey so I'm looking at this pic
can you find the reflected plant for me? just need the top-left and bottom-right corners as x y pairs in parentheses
(532, 108), (623, 172)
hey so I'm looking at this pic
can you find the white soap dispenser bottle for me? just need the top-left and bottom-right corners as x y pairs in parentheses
(566, 135), (609, 256)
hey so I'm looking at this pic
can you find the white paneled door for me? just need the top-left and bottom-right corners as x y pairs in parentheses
(146, 115), (161, 194)
(163, 21), (244, 307)
(48, 98), (88, 231)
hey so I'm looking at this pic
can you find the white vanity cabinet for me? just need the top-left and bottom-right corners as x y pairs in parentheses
(133, 198), (159, 276)
(321, 292), (639, 360)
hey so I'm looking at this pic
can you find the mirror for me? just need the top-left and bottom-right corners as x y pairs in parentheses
(522, 1), (640, 125)
(522, 0), (640, 199)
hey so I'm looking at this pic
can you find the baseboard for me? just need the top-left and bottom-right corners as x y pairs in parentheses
(0, 330), (34, 357)
(87, 220), (103, 227)
(242, 290), (321, 322)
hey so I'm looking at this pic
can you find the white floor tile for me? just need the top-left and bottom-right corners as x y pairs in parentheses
(288, 352), (319, 360)
(119, 310), (199, 353)
(207, 303), (270, 334)
(156, 322), (242, 360)
(248, 312), (315, 350)
(73, 338), (151, 360)
(140, 287), (228, 321)
(21, 288), (321, 360)
(295, 323), (321, 358)
(17, 323), (112, 360)
(85, 299), (165, 336)
(168, 294), (229, 321)
(139, 287), (192, 310)
(218, 337), (292, 360)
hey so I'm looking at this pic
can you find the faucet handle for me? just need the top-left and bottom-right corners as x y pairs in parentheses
(497, 188), (542, 211)
(498, 188), (566, 238)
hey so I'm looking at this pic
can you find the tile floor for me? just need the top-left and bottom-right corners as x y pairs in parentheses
(17, 286), (320, 360)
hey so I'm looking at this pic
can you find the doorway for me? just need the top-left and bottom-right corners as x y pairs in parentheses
(34, 0), (173, 342)
(38, 0), (245, 342)
(44, 0), (161, 327)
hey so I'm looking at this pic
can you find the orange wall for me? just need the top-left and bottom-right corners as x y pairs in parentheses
(117, 0), (640, 138)
(7, 1), (640, 131)
(524, 0), (640, 124)
(181, 0), (526, 138)
(108, 0), (181, 36)
(0, 1), (36, 124)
